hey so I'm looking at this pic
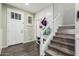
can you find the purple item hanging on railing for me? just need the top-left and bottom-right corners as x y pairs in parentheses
(41, 17), (47, 26)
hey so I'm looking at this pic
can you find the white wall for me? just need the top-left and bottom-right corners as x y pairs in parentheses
(0, 3), (2, 54)
(54, 3), (75, 26)
(53, 3), (63, 20)
(75, 3), (79, 56)
(53, 3), (63, 34)
(62, 3), (75, 25)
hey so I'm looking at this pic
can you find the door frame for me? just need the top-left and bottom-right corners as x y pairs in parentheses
(7, 8), (24, 46)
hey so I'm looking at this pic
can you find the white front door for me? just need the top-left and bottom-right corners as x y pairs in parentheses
(7, 8), (24, 46)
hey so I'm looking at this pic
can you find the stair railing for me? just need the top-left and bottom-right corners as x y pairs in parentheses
(40, 13), (61, 56)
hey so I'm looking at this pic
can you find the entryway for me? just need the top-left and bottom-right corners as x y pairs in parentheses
(7, 8), (24, 46)
(0, 3), (53, 56)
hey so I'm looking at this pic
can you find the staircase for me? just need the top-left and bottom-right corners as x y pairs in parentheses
(45, 26), (75, 56)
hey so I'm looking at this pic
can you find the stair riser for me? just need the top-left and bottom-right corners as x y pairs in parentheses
(58, 28), (75, 31)
(51, 42), (75, 51)
(55, 34), (75, 39)
(59, 26), (75, 29)
(53, 36), (74, 40)
(45, 48), (67, 56)
(48, 46), (74, 56)
(53, 37), (75, 44)
(56, 33), (75, 37)
(57, 30), (75, 34)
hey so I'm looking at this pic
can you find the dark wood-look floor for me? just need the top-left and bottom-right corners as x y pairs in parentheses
(0, 41), (40, 56)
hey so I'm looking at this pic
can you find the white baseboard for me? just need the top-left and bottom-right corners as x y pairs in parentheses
(1, 40), (36, 49)
(23, 39), (36, 43)
(1, 45), (8, 49)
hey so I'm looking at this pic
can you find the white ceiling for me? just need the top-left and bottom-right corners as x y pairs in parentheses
(6, 3), (52, 13)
